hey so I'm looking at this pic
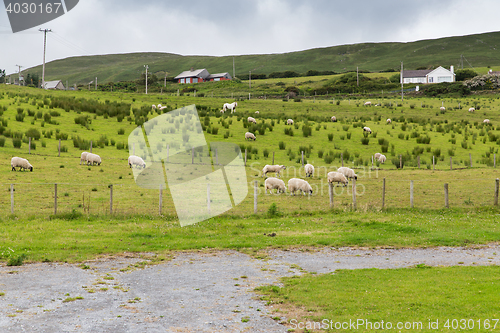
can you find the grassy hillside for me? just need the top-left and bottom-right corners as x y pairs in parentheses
(19, 31), (500, 85)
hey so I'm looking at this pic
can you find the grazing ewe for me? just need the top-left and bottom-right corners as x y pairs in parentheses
(288, 178), (313, 196)
(220, 109), (225, 113)
(128, 155), (146, 169)
(245, 132), (256, 141)
(152, 104), (156, 109)
(287, 119), (294, 125)
(364, 101), (372, 106)
(304, 163), (314, 177)
(157, 104), (162, 109)
(440, 106), (446, 111)
(262, 165), (286, 178)
(86, 153), (102, 166)
(363, 126), (372, 134)
(331, 116), (337, 122)
(223, 102), (238, 113)
(80, 152), (89, 165)
(374, 153), (382, 160)
(337, 166), (357, 180)
(327, 171), (348, 187)
(247, 116), (257, 124)
(265, 177), (286, 194)
(11, 157), (33, 172)
(378, 154), (387, 164)
(386, 118), (391, 124)
(468, 107), (475, 113)
(255, 111), (260, 114)
(484, 119), (491, 124)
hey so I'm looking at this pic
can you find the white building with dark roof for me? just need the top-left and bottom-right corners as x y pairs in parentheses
(207, 72), (232, 82)
(402, 66), (455, 84)
(43, 80), (66, 90)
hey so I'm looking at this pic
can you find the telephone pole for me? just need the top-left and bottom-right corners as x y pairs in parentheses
(249, 71), (251, 89)
(39, 28), (52, 89)
(144, 65), (148, 94)
(400, 61), (404, 101)
(15, 65), (23, 86)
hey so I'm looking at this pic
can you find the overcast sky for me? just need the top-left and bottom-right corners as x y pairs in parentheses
(1, 0), (499, 75)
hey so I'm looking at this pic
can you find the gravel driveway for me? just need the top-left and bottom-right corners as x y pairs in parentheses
(1, 245), (499, 332)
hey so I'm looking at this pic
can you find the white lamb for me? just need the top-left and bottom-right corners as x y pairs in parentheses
(245, 132), (256, 141)
(80, 151), (89, 165)
(374, 153), (382, 160)
(265, 177), (286, 194)
(363, 126), (372, 134)
(220, 109), (225, 114)
(128, 155), (146, 169)
(337, 166), (357, 180)
(255, 111), (260, 114)
(247, 116), (257, 124)
(152, 104), (156, 109)
(327, 171), (348, 187)
(288, 178), (313, 196)
(287, 119), (294, 125)
(378, 154), (387, 163)
(331, 116), (337, 122)
(484, 119), (491, 124)
(364, 101), (372, 106)
(262, 164), (286, 178)
(468, 107), (475, 112)
(440, 106), (446, 111)
(386, 118), (391, 124)
(86, 153), (102, 166)
(304, 163), (314, 177)
(11, 157), (33, 172)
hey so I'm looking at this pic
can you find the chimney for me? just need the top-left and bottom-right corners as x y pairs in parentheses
(190, 67), (194, 72)
(450, 65), (454, 74)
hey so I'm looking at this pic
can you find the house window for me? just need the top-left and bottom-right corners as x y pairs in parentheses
(428, 77), (433, 83)
(438, 76), (452, 83)
(193, 78), (198, 83)
(214, 78), (220, 81)
(180, 78), (185, 84)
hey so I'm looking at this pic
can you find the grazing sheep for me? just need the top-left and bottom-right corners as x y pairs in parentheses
(255, 111), (260, 114)
(331, 116), (337, 122)
(265, 177), (286, 194)
(245, 132), (256, 141)
(86, 153), (102, 166)
(304, 163), (314, 177)
(363, 126), (372, 134)
(386, 118), (391, 124)
(374, 153), (382, 160)
(287, 119), (294, 125)
(128, 155), (146, 169)
(440, 106), (446, 111)
(220, 109), (225, 114)
(80, 152), (89, 165)
(223, 102), (238, 113)
(327, 171), (348, 187)
(262, 164), (286, 178)
(378, 154), (387, 164)
(159, 106), (167, 110)
(288, 178), (313, 196)
(337, 166), (357, 180)
(364, 101), (372, 106)
(468, 107), (475, 112)
(247, 116), (257, 124)
(11, 157), (33, 172)
(484, 119), (491, 124)
(157, 104), (162, 109)
(152, 104), (156, 109)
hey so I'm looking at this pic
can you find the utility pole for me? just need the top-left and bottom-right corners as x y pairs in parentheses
(249, 71), (251, 89)
(164, 72), (167, 87)
(144, 65), (148, 94)
(15, 65), (23, 86)
(39, 28), (52, 89)
(95, 77), (97, 90)
(400, 61), (404, 101)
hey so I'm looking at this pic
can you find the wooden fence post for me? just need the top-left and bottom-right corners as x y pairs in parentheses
(444, 183), (449, 208)
(352, 178), (357, 211)
(469, 153), (472, 167)
(54, 183), (57, 215)
(329, 182), (334, 208)
(410, 180), (414, 208)
(371, 155), (374, 169)
(10, 184), (14, 214)
(382, 178), (386, 209)
(254, 180), (258, 213)
(245, 149), (247, 167)
(110, 184), (113, 214)
(58, 139), (61, 157)
(399, 154), (402, 169)
(341, 152), (344, 167)
(417, 155), (420, 168)
(495, 178), (499, 206)
(301, 151), (304, 167)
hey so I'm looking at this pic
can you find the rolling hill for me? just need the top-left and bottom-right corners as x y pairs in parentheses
(21, 31), (500, 85)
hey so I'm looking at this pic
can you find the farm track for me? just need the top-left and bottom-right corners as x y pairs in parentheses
(1, 245), (500, 332)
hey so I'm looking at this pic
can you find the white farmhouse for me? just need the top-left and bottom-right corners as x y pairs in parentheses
(402, 66), (455, 84)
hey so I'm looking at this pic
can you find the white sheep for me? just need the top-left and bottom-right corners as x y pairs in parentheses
(287, 119), (294, 125)
(386, 118), (391, 124)
(159, 106), (167, 110)
(337, 166), (357, 180)
(157, 104), (162, 108)
(304, 163), (314, 177)
(11, 157), (33, 172)
(378, 154), (387, 164)
(86, 153), (102, 166)
(128, 155), (146, 169)
(364, 101), (372, 106)
(220, 109), (225, 114)
(363, 126), (372, 134)
(255, 111), (260, 114)
(440, 106), (446, 111)
(152, 104), (156, 109)
(247, 116), (257, 124)
(484, 119), (491, 124)
(80, 152), (89, 165)
(262, 164), (286, 178)
(374, 153), (382, 160)
(468, 107), (475, 113)
(288, 178), (313, 196)
(331, 116), (337, 122)
(245, 132), (256, 141)
(327, 171), (348, 187)
(265, 177), (286, 194)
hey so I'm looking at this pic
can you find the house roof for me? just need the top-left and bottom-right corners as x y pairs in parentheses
(427, 66), (455, 77)
(44, 80), (64, 89)
(402, 70), (432, 78)
(207, 72), (231, 79)
(174, 68), (210, 80)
